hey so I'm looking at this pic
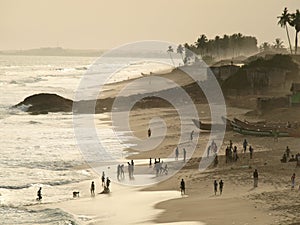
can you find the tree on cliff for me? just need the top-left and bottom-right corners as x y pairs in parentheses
(277, 7), (293, 54)
(289, 9), (300, 54)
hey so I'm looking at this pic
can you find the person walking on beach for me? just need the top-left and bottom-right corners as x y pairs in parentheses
(90, 181), (95, 196)
(183, 148), (186, 162)
(131, 160), (135, 178)
(243, 139), (248, 153)
(120, 164), (125, 179)
(37, 187), (42, 201)
(249, 146), (253, 159)
(127, 162), (132, 179)
(180, 179), (185, 195)
(175, 147), (179, 161)
(214, 180), (218, 195)
(106, 177), (111, 189)
(253, 169), (258, 188)
(101, 172), (105, 186)
(117, 165), (121, 181)
(219, 180), (224, 195)
(148, 128), (151, 137)
(291, 173), (296, 190)
(149, 158), (152, 167)
(190, 130), (194, 141)
(286, 146), (291, 158)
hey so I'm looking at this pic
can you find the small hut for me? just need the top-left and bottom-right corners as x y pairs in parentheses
(289, 83), (300, 106)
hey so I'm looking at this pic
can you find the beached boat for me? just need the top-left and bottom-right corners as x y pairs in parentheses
(192, 119), (232, 131)
(229, 118), (300, 137)
(232, 126), (290, 137)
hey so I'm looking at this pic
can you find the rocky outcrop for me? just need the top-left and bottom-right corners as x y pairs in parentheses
(14, 93), (73, 114)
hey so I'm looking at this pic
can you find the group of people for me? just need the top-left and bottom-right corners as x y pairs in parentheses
(127, 160), (135, 180)
(213, 179), (224, 195)
(225, 139), (253, 163)
(280, 146), (300, 165)
(175, 147), (187, 162)
(117, 164), (125, 180)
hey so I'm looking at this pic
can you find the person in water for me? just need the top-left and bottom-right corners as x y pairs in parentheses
(37, 187), (42, 201)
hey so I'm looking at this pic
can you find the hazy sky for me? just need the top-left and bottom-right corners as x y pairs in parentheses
(0, 0), (299, 50)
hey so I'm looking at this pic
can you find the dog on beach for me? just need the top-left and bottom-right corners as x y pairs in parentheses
(73, 191), (80, 198)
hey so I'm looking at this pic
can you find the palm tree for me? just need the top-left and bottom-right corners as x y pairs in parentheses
(273, 38), (284, 49)
(289, 9), (300, 54)
(195, 34), (207, 56)
(167, 46), (175, 66)
(176, 44), (184, 63)
(278, 7), (293, 54)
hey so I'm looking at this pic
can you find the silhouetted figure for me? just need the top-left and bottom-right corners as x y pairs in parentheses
(291, 173), (296, 189)
(190, 130), (194, 141)
(286, 146), (291, 158)
(175, 147), (179, 160)
(101, 171), (105, 186)
(281, 153), (287, 163)
(91, 181), (95, 196)
(149, 158), (152, 167)
(37, 187), (42, 201)
(253, 169), (258, 188)
(120, 164), (125, 179)
(214, 154), (218, 166)
(131, 160), (134, 177)
(148, 128), (151, 137)
(243, 139), (248, 153)
(127, 162), (132, 179)
(117, 165), (120, 180)
(180, 179), (185, 195)
(219, 180), (224, 195)
(183, 148), (186, 162)
(249, 146), (253, 159)
(106, 177), (111, 189)
(214, 180), (218, 195)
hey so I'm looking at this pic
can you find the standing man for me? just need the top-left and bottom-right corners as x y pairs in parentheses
(90, 181), (95, 196)
(291, 173), (296, 190)
(190, 130), (194, 141)
(101, 171), (105, 186)
(180, 179), (185, 195)
(175, 147), (179, 161)
(214, 180), (218, 195)
(183, 148), (187, 162)
(243, 139), (248, 153)
(219, 180), (224, 195)
(249, 146), (253, 159)
(253, 169), (259, 188)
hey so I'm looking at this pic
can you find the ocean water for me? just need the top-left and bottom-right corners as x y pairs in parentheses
(0, 55), (178, 224)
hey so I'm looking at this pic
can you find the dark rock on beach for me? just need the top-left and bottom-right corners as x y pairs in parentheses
(14, 93), (73, 114)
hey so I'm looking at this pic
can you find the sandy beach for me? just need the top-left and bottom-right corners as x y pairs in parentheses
(35, 69), (300, 225)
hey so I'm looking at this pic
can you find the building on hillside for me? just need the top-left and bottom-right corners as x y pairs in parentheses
(208, 65), (240, 81)
(245, 68), (289, 89)
(289, 83), (300, 106)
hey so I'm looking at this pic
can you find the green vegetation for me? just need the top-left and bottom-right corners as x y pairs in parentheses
(183, 33), (258, 60)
